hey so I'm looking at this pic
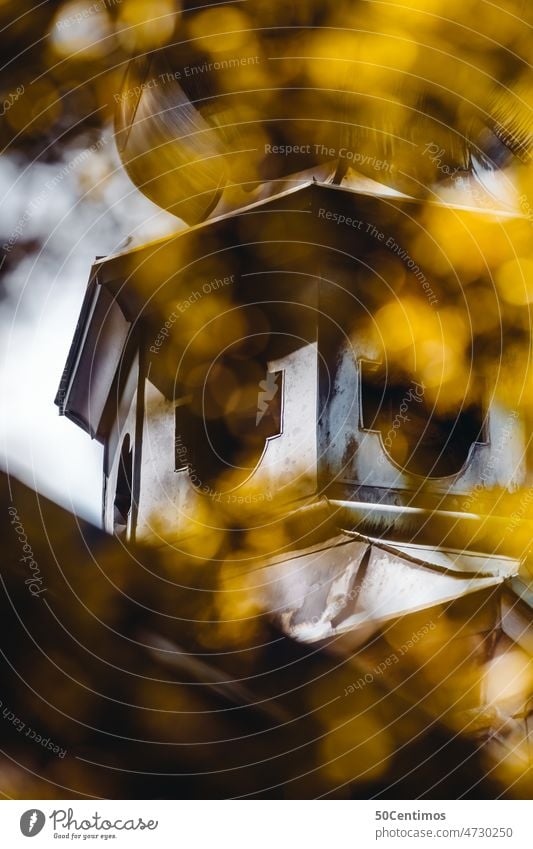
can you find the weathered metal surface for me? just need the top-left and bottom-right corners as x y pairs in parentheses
(253, 533), (509, 646)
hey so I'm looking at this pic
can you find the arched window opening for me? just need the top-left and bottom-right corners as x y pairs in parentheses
(114, 434), (133, 535)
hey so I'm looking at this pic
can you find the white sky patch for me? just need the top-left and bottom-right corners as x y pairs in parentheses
(51, 1), (116, 58)
(0, 129), (181, 524)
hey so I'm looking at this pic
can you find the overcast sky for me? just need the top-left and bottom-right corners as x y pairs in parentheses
(0, 128), (179, 524)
